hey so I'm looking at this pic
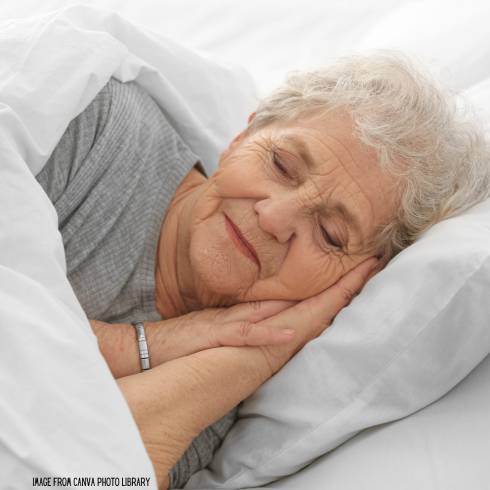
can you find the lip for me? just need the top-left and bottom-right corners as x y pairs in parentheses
(224, 213), (261, 269)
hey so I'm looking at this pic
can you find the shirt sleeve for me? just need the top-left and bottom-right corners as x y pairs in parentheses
(169, 407), (238, 489)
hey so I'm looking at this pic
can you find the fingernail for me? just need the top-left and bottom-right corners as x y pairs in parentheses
(281, 328), (295, 336)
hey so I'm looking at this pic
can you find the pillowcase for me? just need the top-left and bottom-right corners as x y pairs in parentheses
(264, 353), (490, 490)
(0, 5), (257, 487)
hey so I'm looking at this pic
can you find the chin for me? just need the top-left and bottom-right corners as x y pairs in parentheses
(189, 224), (257, 302)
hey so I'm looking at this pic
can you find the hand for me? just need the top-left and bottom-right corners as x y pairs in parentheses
(90, 300), (298, 378)
(145, 299), (299, 366)
(253, 256), (380, 376)
(146, 256), (378, 370)
(91, 257), (379, 378)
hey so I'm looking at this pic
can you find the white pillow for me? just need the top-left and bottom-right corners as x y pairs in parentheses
(0, 5), (257, 487)
(265, 353), (490, 490)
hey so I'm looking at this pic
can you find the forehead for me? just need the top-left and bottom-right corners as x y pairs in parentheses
(258, 111), (398, 250)
(271, 111), (378, 176)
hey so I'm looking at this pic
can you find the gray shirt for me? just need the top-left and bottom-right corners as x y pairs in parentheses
(36, 77), (237, 489)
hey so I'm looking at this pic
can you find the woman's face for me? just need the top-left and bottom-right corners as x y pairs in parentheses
(188, 111), (398, 306)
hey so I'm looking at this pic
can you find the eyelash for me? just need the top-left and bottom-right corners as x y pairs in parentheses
(320, 225), (341, 248)
(272, 151), (290, 178)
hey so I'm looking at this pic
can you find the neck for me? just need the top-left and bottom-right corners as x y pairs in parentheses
(154, 167), (207, 319)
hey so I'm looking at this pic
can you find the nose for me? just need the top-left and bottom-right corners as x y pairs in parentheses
(253, 195), (299, 243)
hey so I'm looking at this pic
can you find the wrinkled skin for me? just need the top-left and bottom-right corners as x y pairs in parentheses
(155, 110), (398, 318)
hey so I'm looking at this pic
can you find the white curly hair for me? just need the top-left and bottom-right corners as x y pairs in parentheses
(247, 51), (490, 258)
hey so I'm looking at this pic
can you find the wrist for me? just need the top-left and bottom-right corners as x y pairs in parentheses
(144, 319), (178, 367)
(145, 314), (215, 365)
(89, 320), (141, 378)
(257, 342), (299, 377)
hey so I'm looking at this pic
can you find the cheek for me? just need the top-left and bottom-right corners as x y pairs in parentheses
(245, 248), (358, 302)
(276, 243), (346, 298)
(279, 239), (374, 299)
(215, 154), (266, 196)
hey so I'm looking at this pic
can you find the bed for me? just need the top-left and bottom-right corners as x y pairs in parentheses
(1, 2), (489, 489)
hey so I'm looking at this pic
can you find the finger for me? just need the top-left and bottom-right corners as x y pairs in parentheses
(303, 256), (379, 323)
(210, 320), (296, 347)
(231, 257), (379, 338)
(220, 299), (297, 323)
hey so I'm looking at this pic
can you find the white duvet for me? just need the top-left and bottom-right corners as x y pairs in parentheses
(0, 5), (256, 488)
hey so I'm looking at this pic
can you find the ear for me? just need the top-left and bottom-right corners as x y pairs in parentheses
(247, 111), (256, 124)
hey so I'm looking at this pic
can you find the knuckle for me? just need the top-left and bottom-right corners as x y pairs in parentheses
(205, 322), (219, 348)
(339, 285), (356, 305)
(250, 300), (262, 312)
(238, 320), (254, 339)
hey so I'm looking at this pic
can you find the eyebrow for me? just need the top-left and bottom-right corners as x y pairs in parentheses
(282, 134), (317, 171)
(282, 134), (364, 243)
(329, 201), (363, 244)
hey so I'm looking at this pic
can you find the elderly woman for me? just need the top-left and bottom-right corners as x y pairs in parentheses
(36, 52), (490, 489)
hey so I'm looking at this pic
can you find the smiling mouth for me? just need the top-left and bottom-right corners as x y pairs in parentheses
(224, 213), (261, 269)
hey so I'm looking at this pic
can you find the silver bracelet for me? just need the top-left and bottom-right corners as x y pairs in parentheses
(131, 321), (151, 371)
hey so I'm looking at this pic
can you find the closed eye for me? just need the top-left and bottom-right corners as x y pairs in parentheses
(271, 148), (343, 249)
(272, 151), (290, 178)
(321, 225), (341, 248)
